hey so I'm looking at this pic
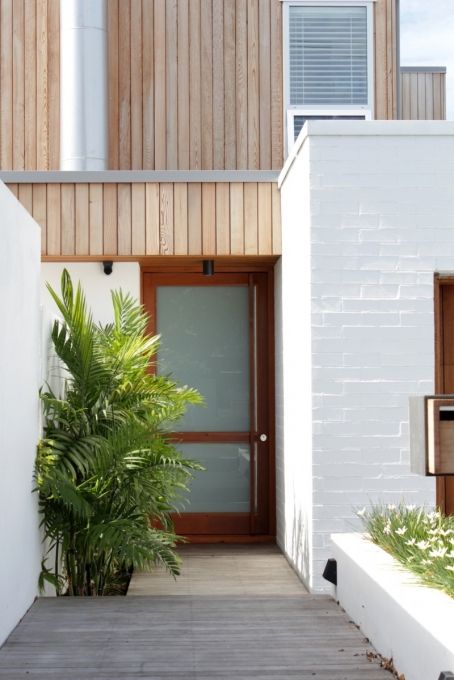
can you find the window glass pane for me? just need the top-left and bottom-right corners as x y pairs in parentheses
(289, 6), (368, 106)
(157, 286), (250, 432)
(176, 443), (250, 513)
(293, 114), (365, 141)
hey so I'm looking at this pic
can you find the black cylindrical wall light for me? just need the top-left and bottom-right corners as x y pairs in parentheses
(203, 259), (214, 276)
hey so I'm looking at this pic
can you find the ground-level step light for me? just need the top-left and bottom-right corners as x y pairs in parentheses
(202, 259), (214, 276)
(322, 558), (337, 585)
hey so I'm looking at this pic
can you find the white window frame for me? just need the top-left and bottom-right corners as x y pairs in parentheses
(282, 0), (375, 155)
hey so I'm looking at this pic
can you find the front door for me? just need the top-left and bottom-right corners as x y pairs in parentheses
(142, 271), (273, 538)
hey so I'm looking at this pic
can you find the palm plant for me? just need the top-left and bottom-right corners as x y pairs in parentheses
(35, 270), (202, 596)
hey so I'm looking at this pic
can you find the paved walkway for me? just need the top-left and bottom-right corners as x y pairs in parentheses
(0, 546), (391, 679)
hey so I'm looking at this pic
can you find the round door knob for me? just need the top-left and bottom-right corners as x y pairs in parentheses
(259, 433), (268, 442)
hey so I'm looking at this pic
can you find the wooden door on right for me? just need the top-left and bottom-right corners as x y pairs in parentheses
(436, 279), (454, 514)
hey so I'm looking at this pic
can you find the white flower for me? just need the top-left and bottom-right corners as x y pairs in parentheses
(445, 565), (454, 572)
(406, 504), (416, 511)
(429, 547), (448, 558)
(416, 540), (430, 550)
(406, 538), (416, 546)
(387, 504), (397, 511)
(383, 523), (392, 535)
(421, 558), (432, 566)
(356, 507), (367, 517)
(447, 551), (454, 559)
(395, 526), (407, 536)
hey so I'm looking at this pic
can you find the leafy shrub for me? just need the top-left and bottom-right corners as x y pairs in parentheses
(35, 270), (202, 595)
(359, 504), (454, 599)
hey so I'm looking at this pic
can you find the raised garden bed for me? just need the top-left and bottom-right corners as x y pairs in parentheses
(331, 533), (454, 680)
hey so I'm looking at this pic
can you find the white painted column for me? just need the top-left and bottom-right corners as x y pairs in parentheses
(60, 0), (108, 170)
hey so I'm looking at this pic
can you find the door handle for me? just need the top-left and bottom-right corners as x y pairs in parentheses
(259, 433), (268, 442)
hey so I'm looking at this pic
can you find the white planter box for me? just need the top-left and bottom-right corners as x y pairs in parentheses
(331, 533), (454, 680)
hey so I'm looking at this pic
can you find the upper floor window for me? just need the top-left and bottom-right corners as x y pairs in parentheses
(284, 1), (374, 152)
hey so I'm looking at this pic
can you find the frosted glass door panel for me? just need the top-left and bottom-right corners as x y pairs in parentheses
(177, 443), (250, 512)
(157, 286), (250, 431)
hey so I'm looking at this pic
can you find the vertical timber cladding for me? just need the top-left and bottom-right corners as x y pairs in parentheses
(0, 0), (60, 170)
(107, 0), (284, 170)
(8, 182), (282, 258)
(400, 69), (447, 121)
(374, 0), (398, 120)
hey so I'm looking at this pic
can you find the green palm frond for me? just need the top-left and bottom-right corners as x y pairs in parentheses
(36, 269), (202, 595)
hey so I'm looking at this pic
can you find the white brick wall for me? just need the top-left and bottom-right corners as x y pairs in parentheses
(278, 121), (454, 591)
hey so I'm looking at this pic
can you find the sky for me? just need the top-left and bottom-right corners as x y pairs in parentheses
(400, 0), (454, 119)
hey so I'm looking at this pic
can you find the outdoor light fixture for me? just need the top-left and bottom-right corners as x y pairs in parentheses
(322, 558), (337, 585)
(202, 259), (214, 276)
(103, 260), (113, 275)
(439, 673), (454, 680)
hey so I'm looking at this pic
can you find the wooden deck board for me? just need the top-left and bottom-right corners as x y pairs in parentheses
(0, 546), (391, 679)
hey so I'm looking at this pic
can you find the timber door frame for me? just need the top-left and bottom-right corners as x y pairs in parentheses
(434, 274), (454, 513)
(141, 263), (276, 542)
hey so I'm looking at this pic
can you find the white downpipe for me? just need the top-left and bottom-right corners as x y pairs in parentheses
(60, 0), (108, 170)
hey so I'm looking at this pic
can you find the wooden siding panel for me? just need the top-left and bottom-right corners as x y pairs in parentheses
(47, 0), (59, 169)
(89, 184), (103, 255)
(258, 0), (271, 170)
(107, 0), (119, 169)
(145, 182), (160, 255)
(235, 0), (248, 170)
(130, 0), (143, 170)
(247, 0), (259, 169)
(202, 183), (216, 255)
(154, 0), (166, 170)
(188, 183), (202, 255)
(374, 0), (397, 120)
(224, 0), (236, 170)
(118, 0), (131, 169)
(258, 183), (272, 255)
(32, 184), (47, 254)
(12, 0), (25, 170)
(189, 0), (202, 169)
(212, 0), (225, 169)
(24, 0), (37, 170)
(105, 0), (282, 170)
(174, 183), (189, 255)
(230, 183), (244, 255)
(400, 70), (447, 121)
(18, 181), (281, 258)
(200, 0), (213, 169)
(159, 183), (174, 254)
(244, 183), (258, 255)
(1, 0), (13, 168)
(103, 183), (118, 255)
(177, 0), (190, 170)
(270, 0), (283, 170)
(142, 0), (154, 169)
(215, 182), (230, 255)
(165, 0), (178, 169)
(46, 183), (61, 255)
(75, 183), (89, 255)
(118, 183), (132, 255)
(61, 184), (75, 255)
(131, 183), (146, 256)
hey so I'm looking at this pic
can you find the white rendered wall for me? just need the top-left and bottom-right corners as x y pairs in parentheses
(0, 183), (42, 645)
(275, 143), (314, 587)
(278, 121), (454, 591)
(41, 263), (140, 325)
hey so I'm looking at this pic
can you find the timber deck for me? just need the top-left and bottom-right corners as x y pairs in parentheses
(0, 545), (391, 679)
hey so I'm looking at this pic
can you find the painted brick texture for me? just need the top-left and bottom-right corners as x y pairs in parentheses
(278, 122), (454, 591)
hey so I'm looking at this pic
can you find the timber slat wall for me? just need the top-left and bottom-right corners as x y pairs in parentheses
(107, 0), (283, 171)
(0, 0), (410, 172)
(0, 0), (59, 170)
(7, 182), (281, 257)
(400, 69), (446, 120)
(374, 0), (397, 120)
